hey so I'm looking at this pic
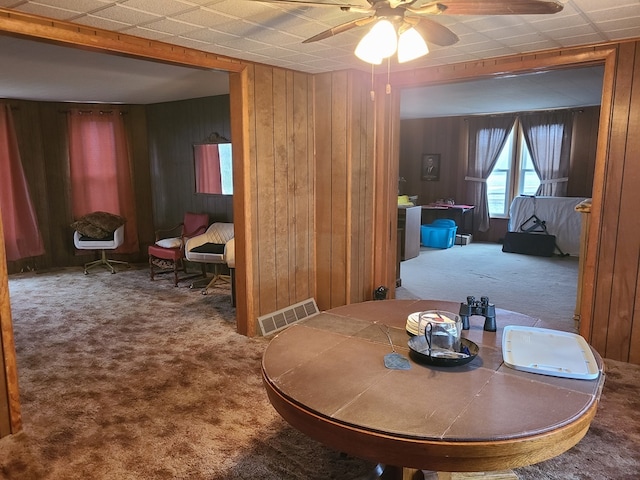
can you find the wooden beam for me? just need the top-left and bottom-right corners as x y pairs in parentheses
(0, 209), (22, 435)
(389, 44), (616, 88)
(0, 8), (246, 72)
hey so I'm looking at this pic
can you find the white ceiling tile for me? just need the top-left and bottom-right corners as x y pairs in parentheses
(142, 17), (203, 35)
(528, 14), (589, 30)
(9, 2), (81, 20)
(74, 14), (133, 31)
(589, 6), (640, 23)
(23, 0), (109, 15)
(181, 27), (239, 43)
(0, 0), (632, 111)
(545, 24), (604, 37)
(556, 32), (610, 44)
(90, 4), (161, 25)
(172, 6), (235, 27)
(205, 0), (272, 19)
(509, 39), (564, 51)
(120, 25), (173, 40)
(607, 27), (640, 41)
(122, 0), (196, 17)
(168, 35), (210, 49)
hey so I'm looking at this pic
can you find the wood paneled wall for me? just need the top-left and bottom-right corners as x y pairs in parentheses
(232, 66), (379, 336)
(568, 106), (600, 197)
(399, 117), (467, 205)
(581, 41), (640, 364)
(389, 43), (640, 363)
(146, 95), (233, 235)
(233, 65), (316, 334)
(314, 70), (377, 309)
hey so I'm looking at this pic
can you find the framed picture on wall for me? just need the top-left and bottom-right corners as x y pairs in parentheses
(421, 154), (440, 181)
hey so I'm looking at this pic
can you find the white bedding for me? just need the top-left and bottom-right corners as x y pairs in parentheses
(508, 196), (589, 256)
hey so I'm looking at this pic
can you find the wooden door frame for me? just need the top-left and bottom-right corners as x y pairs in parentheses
(0, 8), (253, 334)
(384, 45), (618, 342)
(0, 8), (255, 433)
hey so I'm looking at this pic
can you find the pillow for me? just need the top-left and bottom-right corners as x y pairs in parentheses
(155, 237), (182, 249)
(71, 211), (126, 239)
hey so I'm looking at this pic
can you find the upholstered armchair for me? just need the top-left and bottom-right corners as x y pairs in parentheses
(185, 222), (234, 298)
(148, 212), (209, 286)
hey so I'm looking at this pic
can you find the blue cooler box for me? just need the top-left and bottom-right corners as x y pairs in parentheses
(421, 219), (457, 249)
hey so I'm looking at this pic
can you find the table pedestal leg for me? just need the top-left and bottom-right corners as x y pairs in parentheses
(378, 465), (421, 480)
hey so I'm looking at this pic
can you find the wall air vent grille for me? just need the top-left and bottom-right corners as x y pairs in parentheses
(257, 298), (319, 336)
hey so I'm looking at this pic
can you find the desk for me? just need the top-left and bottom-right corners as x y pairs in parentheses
(422, 205), (475, 235)
(262, 300), (604, 479)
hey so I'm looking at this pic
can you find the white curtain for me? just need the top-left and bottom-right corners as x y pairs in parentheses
(520, 111), (573, 196)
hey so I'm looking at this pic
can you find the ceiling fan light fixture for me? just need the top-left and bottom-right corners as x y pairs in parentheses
(354, 42), (383, 64)
(355, 19), (397, 64)
(397, 27), (429, 63)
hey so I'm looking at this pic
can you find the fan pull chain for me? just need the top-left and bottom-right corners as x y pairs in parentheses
(370, 63), (375, 102)
(386, 57), (391, 95)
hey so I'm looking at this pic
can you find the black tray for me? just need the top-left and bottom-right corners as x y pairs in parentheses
(407, 336), (479, 367)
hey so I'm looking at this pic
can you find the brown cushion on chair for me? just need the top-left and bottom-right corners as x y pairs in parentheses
(71, 211), (126, 239)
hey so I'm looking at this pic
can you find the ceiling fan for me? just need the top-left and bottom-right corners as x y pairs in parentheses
(255, 0), (563, 55)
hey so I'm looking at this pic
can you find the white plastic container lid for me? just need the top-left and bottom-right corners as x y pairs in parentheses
(502, 326), (600, 380)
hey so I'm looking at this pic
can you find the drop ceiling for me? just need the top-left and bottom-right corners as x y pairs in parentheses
(0, 0), (638, 114)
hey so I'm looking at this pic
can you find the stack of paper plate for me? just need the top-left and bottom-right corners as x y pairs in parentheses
(406, 310), (457, 336)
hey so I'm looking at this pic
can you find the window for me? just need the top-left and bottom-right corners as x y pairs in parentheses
(67, 109), (138, 252)
(486, 120), (540, 217)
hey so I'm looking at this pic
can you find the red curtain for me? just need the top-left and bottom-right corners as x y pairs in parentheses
(0, 104), (45, 262)
(194, 144), (222, 194)
(68, 109), (139, 253)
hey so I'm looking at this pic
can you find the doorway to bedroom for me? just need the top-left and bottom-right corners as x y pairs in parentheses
(396, 65), (604, 330)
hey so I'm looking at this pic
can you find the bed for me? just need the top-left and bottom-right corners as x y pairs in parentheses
(508, 196), (590, 256)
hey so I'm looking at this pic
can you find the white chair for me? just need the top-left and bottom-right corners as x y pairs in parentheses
(185, 222), (234, 296)
(73, 224), (128, 274)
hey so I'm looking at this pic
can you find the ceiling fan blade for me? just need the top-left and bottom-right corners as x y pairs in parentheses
(407, 17), (459, 46)
(302, 16), (375, 43)
(251, 0), (365, 8)
(410, 0), (563, 16)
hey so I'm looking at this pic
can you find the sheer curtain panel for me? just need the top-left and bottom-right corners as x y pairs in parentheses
(520, 111), (573, 196)
(465, 115), (517, 232)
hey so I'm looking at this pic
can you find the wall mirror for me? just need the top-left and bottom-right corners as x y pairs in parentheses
(194, 132), (233, 195)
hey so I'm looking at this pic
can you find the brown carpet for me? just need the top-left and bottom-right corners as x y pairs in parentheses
(0, 265), (638, 479)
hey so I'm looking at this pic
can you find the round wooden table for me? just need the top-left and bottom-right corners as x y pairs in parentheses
(262, 300), (604, 479)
